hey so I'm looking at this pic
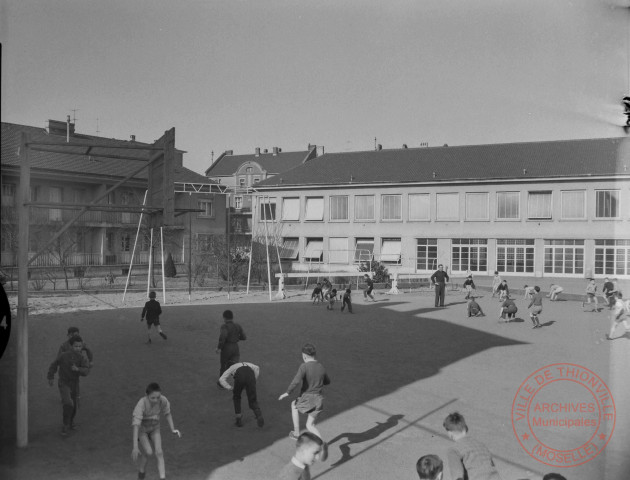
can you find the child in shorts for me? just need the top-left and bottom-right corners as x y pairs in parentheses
(141, 291), (167, 343)
(548, 284), (564, 301)
(496, 280), (509, 302)
(523, 285), (535, 301)
(499, 295), (518, 322)
(583, 279), (599, 312)
(279, 343), (330, 441)
(467, 297), (485, 317)
(325, 289), (337, 310)
(607, 292), (630, 340)
(491, 271), (502, 298)
(443, 412), (502, 480)
(528, 286), (543, 328)
(341, 288), (353, 313)
(131, 383), (181, 480)
(463, 275), (476, 299)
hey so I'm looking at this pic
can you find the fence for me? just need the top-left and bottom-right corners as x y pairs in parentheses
(1, 251), (182, 267)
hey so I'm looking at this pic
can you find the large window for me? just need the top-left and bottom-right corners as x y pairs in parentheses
(304, 238), (323, 262)
(528, 191), (552, 219)
(409, 194), (430, 221)
(198, 200), (214, 217)
(121, 233), (131, 252)
(436, 193), (459, 221)
(497, 192), (520, 220)
(355, 238), (374, 263)
(279, 238), (299, 260)
(330, 196), (349, 221)
(259, 198), (276, 221)
(234, 196), (243, 210)
(416, 238), (438, 271)
(452, 238), (488, 273)
(355, 195), (375, 221)
(595, 239), (630, 276)
(380, 238), (402, 264)
(544, 239), (584, 275)
(2, 184), (16, 206)
(305, 197), (324, 221)
(49, 187), (63, 221)
(381, 195), (402, 221)
(561, 191), (585, 220)
(329, 237), (349, 263)
(465, 193), (489, 221)
(595, 190), (620, 218)
(281, 197), (300, 221)
(496, 239), (535, 273)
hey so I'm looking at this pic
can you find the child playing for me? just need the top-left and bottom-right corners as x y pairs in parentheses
(48, 335), (91, 435)
(583, 279), (599, 312)
(443, 412), (502, 480)
(548, 284), (564, 301)
(216, 310), (246, 379)
(131, 383), (181, 480)
(340, 288), (353, 313)
(467, 297), (485, 317)
(325, 288), (337, 310)
(321, 278), (332, 299)
(311, 283), (323, 304)
(58, 326), (93, 368)
(602, 277), (616, 309)
(363, 274), (376, 302)
(463, 275), (476, 299)
(523, 285), (535, 301)
(496, 280), (509, 302)
(219, 361), (264, 428)
(499, 295), (518, 322)
(606, 292), (630, 340)
(491, 271), (502, 298)
(528, 286), (544, 328)
(416, 454), (444, 480)
(141, 291), (167, 344)
(279, 343), (330, 442)
(278, 431), (326, 480)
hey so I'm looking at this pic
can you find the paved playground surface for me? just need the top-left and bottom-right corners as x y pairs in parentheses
(0, 286), (628, 479)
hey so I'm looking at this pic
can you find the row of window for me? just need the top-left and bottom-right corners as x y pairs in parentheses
(258, 190), (624, 222)
(275, 237), (630, 276)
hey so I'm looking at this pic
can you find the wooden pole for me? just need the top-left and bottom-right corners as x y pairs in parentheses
(226, 205), (230, 300)
(188, 193), (192, 302)
(17, 132), (30, 447)
(246, 202), (255, 295)
(262, 196), (272, 301)
(160, 227), (166, 304)
(123, 190), (148, 304)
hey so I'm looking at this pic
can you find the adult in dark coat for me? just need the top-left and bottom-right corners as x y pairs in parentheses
(430, 264), (450, 307)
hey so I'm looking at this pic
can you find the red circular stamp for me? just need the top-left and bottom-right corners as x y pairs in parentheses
(511, 363), (615, 468)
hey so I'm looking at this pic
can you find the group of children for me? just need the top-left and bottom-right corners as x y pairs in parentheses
(311, 278), (360, 313)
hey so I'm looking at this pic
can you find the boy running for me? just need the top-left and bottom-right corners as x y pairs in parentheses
(311, 283), (323, 304)
(216, 309), (246, 379)
(279, 343), (330, 441)
(47, 335), (91, 435)
(583, 279), (599, 312)
(341, 288), (353, 313)
(58, 326), (93, 367)
(491, 271), (502, 298)
(363, 274), (376, 302)
(607, 292), (630, 340)
(218, 361), (264, 428)
(141, 291), (167, 343)
(528, 286), (544, 328)
(325, 288), (337, 311)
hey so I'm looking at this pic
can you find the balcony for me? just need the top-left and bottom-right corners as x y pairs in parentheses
(1, 251), (183, 267)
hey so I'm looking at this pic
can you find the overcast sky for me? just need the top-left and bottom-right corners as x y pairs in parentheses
(1, 0), (628, 174)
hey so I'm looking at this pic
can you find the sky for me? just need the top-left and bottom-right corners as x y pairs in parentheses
(1, 0), (628, 174)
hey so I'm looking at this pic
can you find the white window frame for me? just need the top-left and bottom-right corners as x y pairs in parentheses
(381, 195), (402, 221)
(380, 238), (402, 264)
(198, 200), (214, 218)
(234, 196), (243, 210)
(330, 195), (349, 221)
(465, 192), (489, 221)
(305, 197), (324, 221)
(355, 238), (374, 263)
(436, 193), (459, 221)
(527, 191), (552, 220)
(561, 190), (586, 220)
(354, 195), (375, 221)
(408, 194), (430, 221)
(304, 238), (324, 262)
(496, 192), (520, 220)
(595, 190), (620, 219)
(259, 197), (276, 221)
(281, 197), (300, 221)
(280, 238), (299, 260)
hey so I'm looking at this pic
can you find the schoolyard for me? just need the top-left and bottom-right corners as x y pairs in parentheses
(0, 286), (627, 479)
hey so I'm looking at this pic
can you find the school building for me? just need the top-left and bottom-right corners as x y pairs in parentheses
(251, 137), (630, 279)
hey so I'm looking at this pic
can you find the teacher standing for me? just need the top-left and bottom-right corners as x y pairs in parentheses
(431, 264), (450, 307)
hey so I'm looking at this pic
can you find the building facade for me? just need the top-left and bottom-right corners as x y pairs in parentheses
(1, 121), (226, 278)
(252, 138), (630, 279)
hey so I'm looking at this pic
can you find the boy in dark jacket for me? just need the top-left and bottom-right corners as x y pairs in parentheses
(48, 335), (91, 435)
(141, 291), (166, 343)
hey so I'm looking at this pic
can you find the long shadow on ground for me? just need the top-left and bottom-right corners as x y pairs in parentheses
(0, 300), (526, 479)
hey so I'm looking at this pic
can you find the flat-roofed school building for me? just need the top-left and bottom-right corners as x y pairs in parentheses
(252, 137), (630, 279)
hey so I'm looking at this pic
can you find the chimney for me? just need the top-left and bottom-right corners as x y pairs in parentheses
(402, 144), (408, 149)
(377, 144), (382, 151)
(272, 147), (279, 156)
(47, 119), (75, 137)
(255, 147), (260, 156)
(130, 135), (136, 142)
(226, 150), (234, 155)
(263, 149), (268, 154)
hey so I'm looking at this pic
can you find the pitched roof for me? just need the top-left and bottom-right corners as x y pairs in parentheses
(1, 122), (215, 185)
(256, 137), (629, 188)
(205, 149), (313, 176)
